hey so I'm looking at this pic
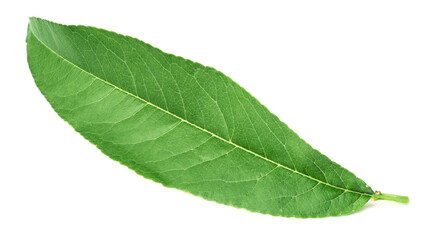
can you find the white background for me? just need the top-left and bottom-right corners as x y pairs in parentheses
(1, 1), (432, 239)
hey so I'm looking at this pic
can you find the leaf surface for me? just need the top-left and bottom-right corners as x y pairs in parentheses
(26, 17), (377, 218)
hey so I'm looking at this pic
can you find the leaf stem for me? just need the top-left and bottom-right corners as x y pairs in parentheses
(372, 191), (409, 204)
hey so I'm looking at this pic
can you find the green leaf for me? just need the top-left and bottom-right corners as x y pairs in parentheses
(26, 17), (408, 218)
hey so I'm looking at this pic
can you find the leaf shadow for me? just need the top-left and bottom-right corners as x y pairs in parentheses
(355, 200), (389, 214)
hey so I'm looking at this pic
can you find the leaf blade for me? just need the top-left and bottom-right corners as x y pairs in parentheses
(27, 17), (374, 218)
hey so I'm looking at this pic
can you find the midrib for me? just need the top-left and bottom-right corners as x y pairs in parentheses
(31, 28), (372, 197)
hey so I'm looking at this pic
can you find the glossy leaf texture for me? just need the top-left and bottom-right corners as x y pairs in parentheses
(27, 17), (376, 218)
